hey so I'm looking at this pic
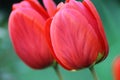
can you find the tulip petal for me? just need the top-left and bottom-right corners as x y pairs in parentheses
(43, 0), (57, 16)
(66, 0), (108, 59)
(67, 0), (98, 33)
(50, 8), (100, 70)
(44, 18), (70, 69)
(44, 18), (55, 55)
(113, 56), (120, 80)
(83, 0), (109, 60)
(13, 0), (49, 20)
(9, 8), (53, 69)
(12, 0), (31, 10)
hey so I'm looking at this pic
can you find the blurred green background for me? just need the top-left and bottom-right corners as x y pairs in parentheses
(0, 0), (120, 80)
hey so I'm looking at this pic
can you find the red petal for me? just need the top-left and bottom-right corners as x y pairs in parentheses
(43, 0), (57, 16)
(13, 0), (49, 20)
(83, 0), (109, 60)
(44, 18), (70, 70)
(50, 7), (100, 70)
(9, 8), (53, 69)
(113, 56), (120, 80)
(65, 0), (70, 3)
(44, 18), (55, 56)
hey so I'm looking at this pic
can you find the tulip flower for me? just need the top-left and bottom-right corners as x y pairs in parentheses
(113, 56), (120, 80)
(48, 0), (109, 70)
(8, 0), (56, 69)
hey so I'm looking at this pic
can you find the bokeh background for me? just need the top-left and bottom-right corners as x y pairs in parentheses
(0, 0), (120, 80)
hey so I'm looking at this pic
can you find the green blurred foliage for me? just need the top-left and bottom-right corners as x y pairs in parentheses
(0, 0), (120, 80)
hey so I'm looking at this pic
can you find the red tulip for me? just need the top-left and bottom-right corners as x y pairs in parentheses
(8, 0), (56, 69)
(48, 0), (109, 70)
(113, 56), (120, 80)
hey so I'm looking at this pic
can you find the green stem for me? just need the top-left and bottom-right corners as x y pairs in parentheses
(89, 66), (99, 80)
(53, 63), (63, 80)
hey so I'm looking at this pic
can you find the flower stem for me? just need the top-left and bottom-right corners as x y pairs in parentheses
(89, 66), (99, 80)
(53, 63), (63, 80)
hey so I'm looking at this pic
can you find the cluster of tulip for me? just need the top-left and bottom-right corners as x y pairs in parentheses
(8, 0), (119, 80)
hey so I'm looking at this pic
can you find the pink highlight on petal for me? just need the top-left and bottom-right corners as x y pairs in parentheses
(12, 1), (31, 10)
(43, 0), (57, 16)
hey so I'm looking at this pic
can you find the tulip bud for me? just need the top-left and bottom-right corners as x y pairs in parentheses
(8, 0), (56, 69)
(49, 0), (109, 70)
(113, 56), (120, 80)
